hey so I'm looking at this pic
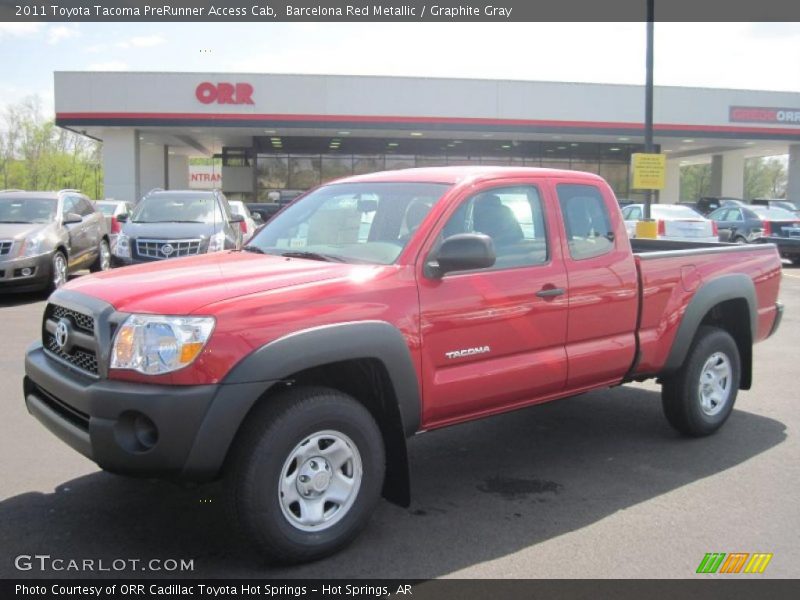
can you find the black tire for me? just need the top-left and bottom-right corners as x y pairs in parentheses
(227, 386), (385, 563)
(48, 251), (68, 293)
(662, 326), (741, 437)
(89, 239), (111, 273)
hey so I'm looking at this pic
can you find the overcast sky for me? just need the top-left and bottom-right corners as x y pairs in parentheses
(1, 21), (799, 116)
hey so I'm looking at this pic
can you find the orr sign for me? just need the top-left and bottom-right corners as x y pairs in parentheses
(195, 82), (254, 105)
(730, 106), (800, 125)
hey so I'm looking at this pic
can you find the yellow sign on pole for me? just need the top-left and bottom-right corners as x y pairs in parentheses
(631, 153), (666, 190)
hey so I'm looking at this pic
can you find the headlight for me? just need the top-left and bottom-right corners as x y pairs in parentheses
(207, 230), (226, 253)
(110, 315), (215, 374)
(114, 233), (130, 258)
(19, 235), (46, 257)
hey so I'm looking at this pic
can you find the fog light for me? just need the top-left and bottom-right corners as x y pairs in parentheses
(21, 267), (32, 276)
(114, 411), (159, 453)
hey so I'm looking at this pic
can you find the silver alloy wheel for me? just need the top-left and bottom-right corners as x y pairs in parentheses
(52, 253), (67, 288)
(99, 241), (111, 270)
(278, 430), (362, 532)
(698, 351), (732, 416)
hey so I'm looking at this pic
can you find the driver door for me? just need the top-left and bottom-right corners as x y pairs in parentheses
(416, 181), (569, 428)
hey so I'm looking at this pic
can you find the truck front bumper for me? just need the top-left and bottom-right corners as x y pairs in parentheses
(24, 343), (269, 480)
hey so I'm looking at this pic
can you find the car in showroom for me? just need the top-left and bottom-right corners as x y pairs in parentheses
(621, 203), (718, 242)
(707, 204), (800, 245)
(95, 199), (135, 254)
(112, 189), (244, 265)
(0, 189), (110, 293)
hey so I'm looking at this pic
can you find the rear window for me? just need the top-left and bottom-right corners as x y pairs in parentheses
(96, 203), (118, 216)
(751, 207), (797, 220)
(652, 205), (704, 219)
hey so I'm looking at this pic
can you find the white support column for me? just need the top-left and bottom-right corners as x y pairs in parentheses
(168, 155), (189, 189)
(788, 144), (800, 202)
(101, 129), (139, 202)
(661, 158), (681, 203)
(720, 151), (746, 199)
(139, 142), (166, 197)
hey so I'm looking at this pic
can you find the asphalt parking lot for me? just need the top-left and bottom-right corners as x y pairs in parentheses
(0, 268), (798, 579)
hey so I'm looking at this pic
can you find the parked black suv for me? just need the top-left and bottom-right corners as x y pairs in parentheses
(112, 190), (243, 266)
(0, 189), (110, 293)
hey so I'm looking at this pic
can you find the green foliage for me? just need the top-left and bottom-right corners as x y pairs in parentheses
(0, 96), (103, 198)
(679, 163), (712, 201)
(744, 157), (787, 200)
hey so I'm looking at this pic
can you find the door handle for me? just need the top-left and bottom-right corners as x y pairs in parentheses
(535, 287), (566, 298)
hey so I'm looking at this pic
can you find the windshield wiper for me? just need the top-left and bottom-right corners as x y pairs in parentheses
(280, 251), (345, 262)
(242, 245), (266, 254)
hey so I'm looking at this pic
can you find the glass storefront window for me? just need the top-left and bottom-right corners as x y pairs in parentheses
(289, 156), (321, 189)
(385, 155), (415, 170)
(321, 156), (354, 183)
(415, 156), (448, 168)
(570, 160), (600, 174)
(353, 155), (385, 175)
(257, 155), (289, 190)
(599, 162), (630, 199)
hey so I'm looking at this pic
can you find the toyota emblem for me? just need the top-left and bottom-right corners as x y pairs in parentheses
(54, 318), (70, 351)
(161, 244), (175, 257)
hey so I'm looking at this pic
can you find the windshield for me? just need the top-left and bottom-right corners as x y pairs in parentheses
(751, 206), (797, 220)
(0, 197), (57, 224)
(131, 194), (223, 224)
(245, 182), (451, 264)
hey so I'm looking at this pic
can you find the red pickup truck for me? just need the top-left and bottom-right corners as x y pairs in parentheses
(24, 167), (783, 563)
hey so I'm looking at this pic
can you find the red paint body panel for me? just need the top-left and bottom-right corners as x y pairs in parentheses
(59, 167), (783, 431)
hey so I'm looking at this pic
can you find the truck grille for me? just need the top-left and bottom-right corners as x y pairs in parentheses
(0, 240), (13, 255)
(135, 238), (202, 260)
(42, 303), (99, 377)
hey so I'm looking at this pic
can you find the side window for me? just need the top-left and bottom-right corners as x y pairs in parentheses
(557, 184), (614, 260)
(437, 185), (548, 270)
(623, 206), (642, 221)
(730, 209), (744, 222)
(76, 197), (95, 216)
(61, 196), (78, 217)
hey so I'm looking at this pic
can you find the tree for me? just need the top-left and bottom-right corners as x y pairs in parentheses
(744, 157), (787, 200)
(680, 163), (712, 201)
(0, 96), (103, 198)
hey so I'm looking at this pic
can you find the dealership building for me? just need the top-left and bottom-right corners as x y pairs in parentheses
(53, 71), (800, 203)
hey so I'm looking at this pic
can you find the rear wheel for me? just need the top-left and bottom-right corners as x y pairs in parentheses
(732, 236), (747, 245)
(228, 386), (385, 563)
(662, 326), (740, 436)
(90, 239), (111, 272)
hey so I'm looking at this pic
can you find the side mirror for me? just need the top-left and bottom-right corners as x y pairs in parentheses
(230, 214), (245, 223)
(63, 212), (82, 224)
(429, 233), (496, 277)
(117, 213), (128, 223)
(252, 213), (263, 224)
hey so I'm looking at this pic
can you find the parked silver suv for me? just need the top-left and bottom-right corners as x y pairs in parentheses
(0, 189), (110, 293)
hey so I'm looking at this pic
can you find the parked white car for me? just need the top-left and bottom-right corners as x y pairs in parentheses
(622, 203), (718, 243)
(228, 200), (259, 242)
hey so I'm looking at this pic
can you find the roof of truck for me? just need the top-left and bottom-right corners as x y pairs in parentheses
(333, 166), (606, 186)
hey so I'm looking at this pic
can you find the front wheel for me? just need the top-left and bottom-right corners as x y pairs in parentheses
(48, 251), (68, 293)
(661, 326), (741, 436)
(228, 386), (385, 563)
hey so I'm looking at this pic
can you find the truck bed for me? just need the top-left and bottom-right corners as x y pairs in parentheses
(629, 238), (782, 377)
